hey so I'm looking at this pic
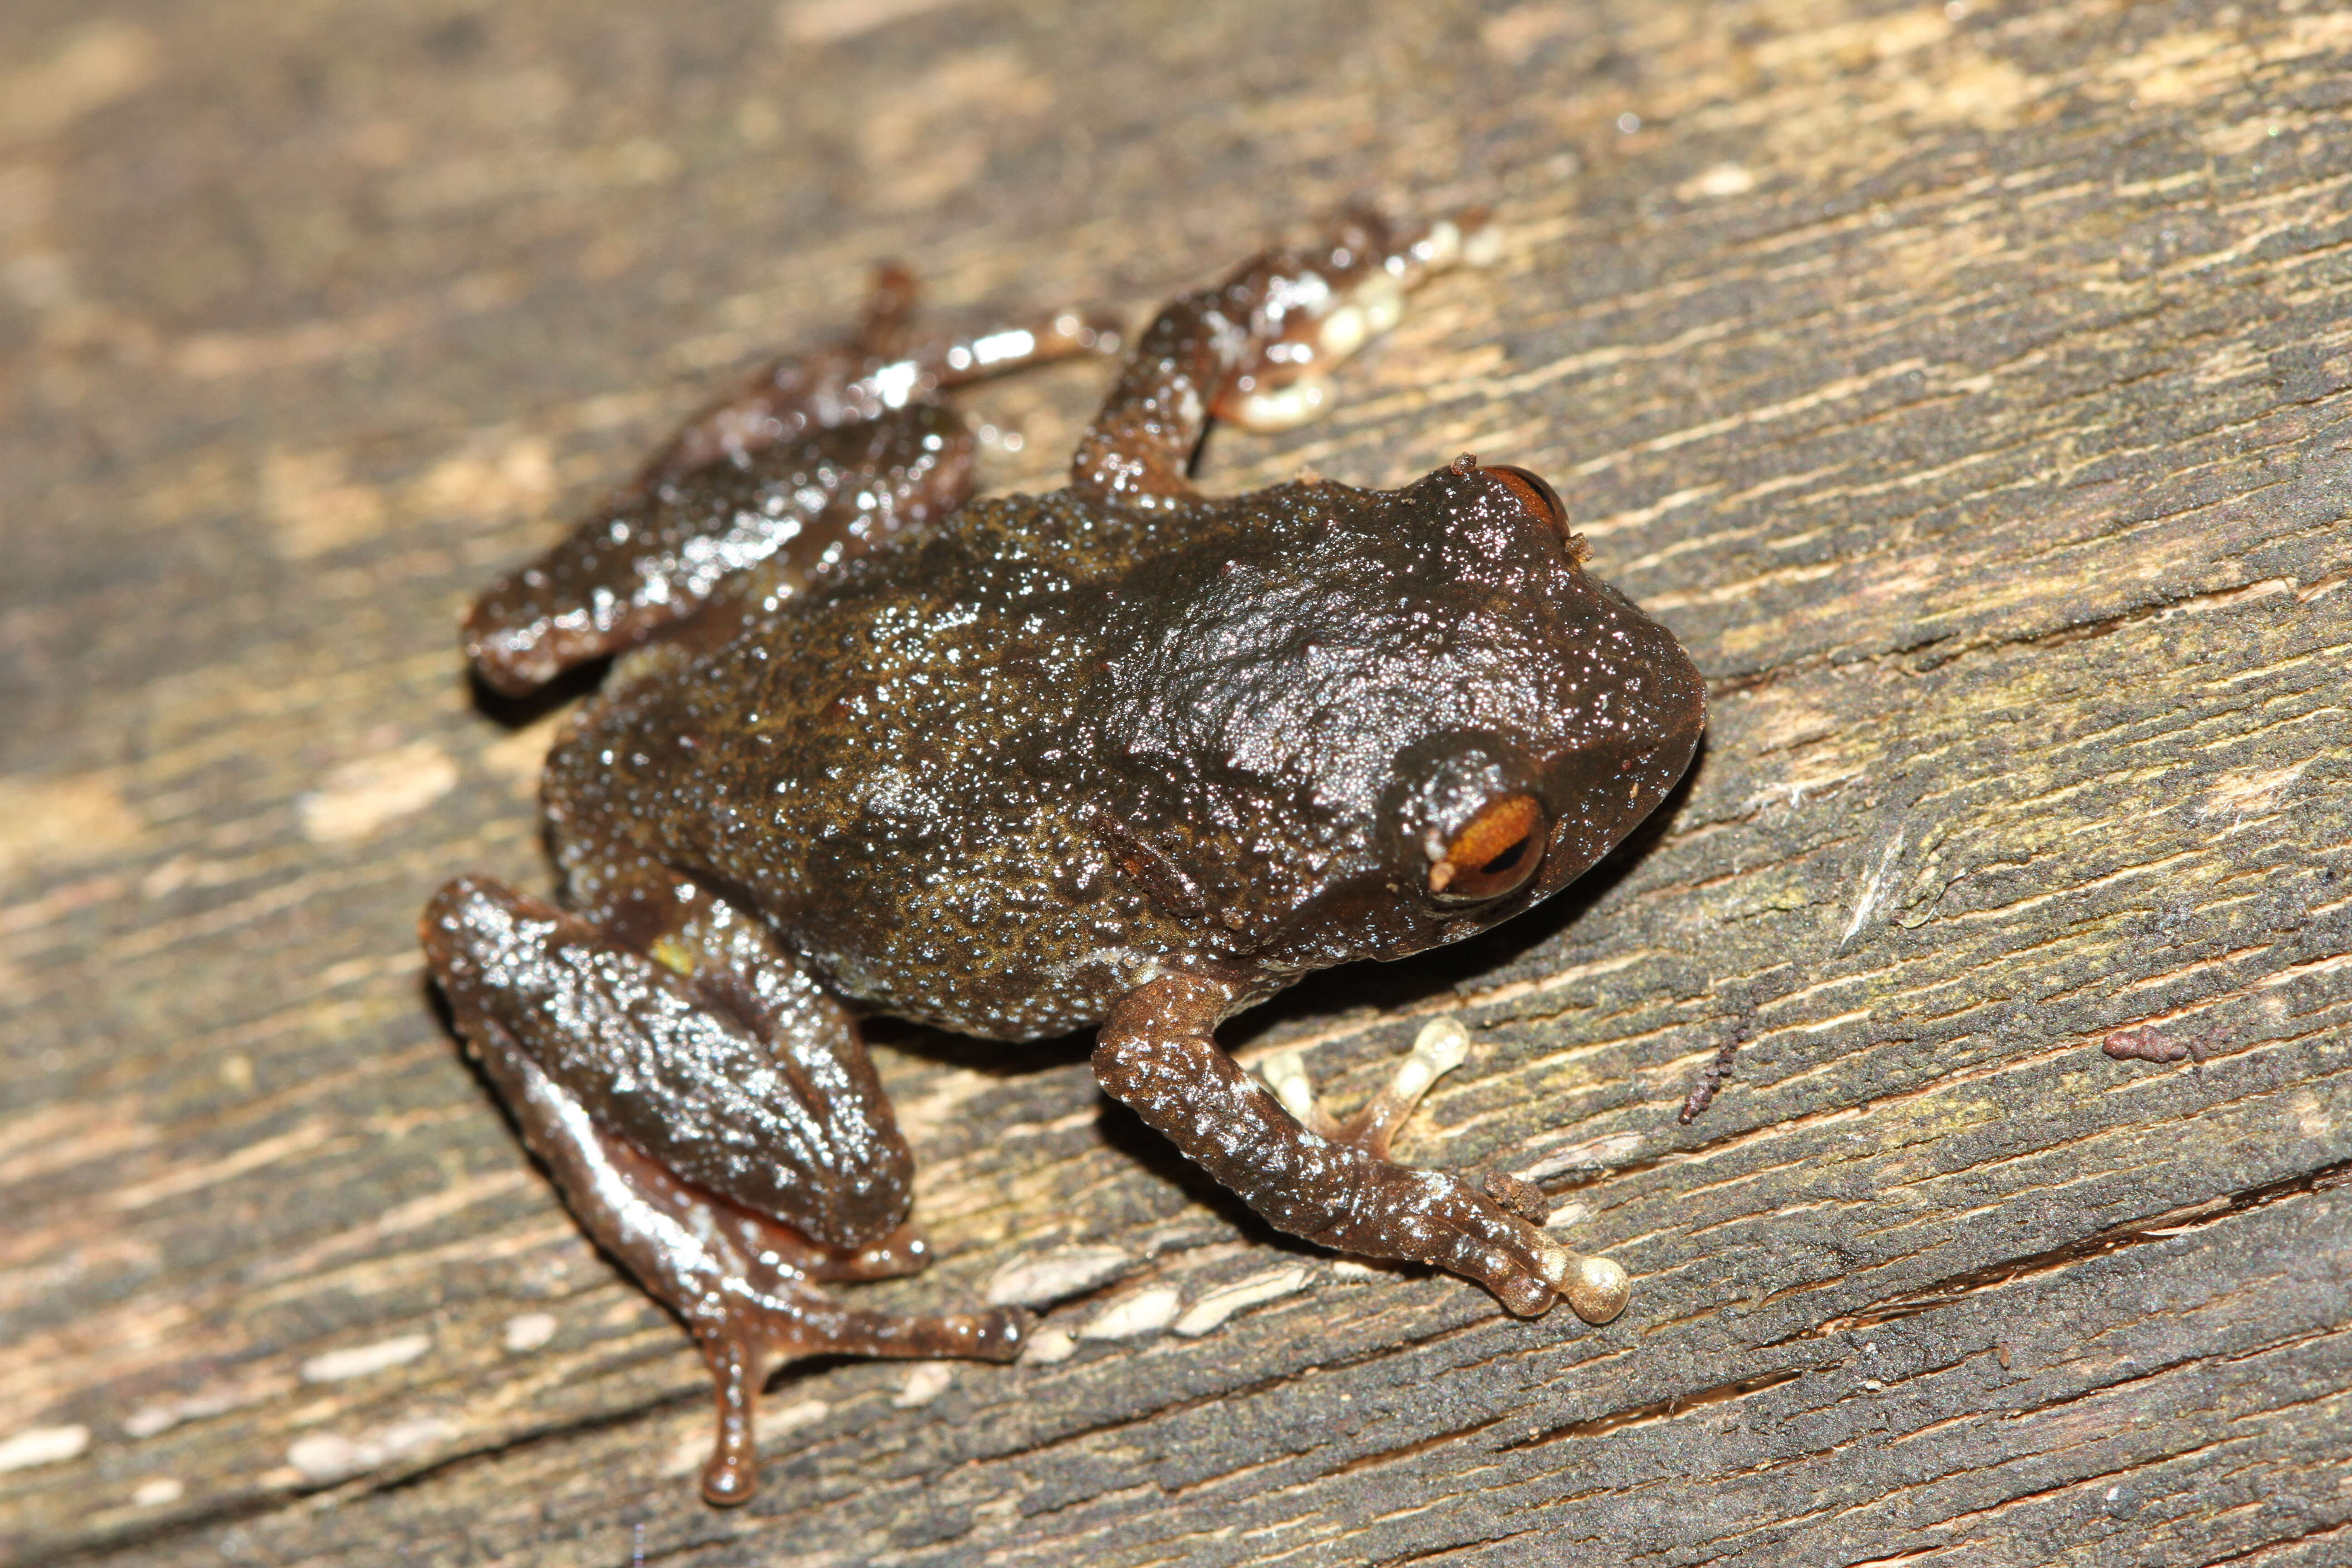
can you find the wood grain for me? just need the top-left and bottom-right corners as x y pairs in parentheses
(2, 0), (2346, 1563)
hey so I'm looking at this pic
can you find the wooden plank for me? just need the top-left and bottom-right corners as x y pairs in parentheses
(2, 0), (2346, 1563)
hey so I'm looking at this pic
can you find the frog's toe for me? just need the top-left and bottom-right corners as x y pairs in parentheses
(1259, 1016), (1471, 1162)
(1224, 372), (1335, 432)
(1433, 1190), (1629, 1323)
(1437, 1191), (1564, 1318)
(1211, 210), (1495, 434)
(1562, 1253), (1633, 1324)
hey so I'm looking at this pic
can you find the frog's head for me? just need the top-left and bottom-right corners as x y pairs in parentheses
(1098, 455), (1705, 971)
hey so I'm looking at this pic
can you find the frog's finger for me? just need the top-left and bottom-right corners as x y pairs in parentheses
(1217, 210), (1496, 433)
(470, 274), (1120, 695)
(637, 269), (1115, 491)
(921, 304), (1124, 390)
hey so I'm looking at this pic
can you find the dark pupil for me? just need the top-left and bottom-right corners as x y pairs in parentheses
(1477, 837), (1532, 876)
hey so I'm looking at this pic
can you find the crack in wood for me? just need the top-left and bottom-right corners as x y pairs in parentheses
(1790, 1158), (2351, 1338)
(1501, 1367), (1810, 1451)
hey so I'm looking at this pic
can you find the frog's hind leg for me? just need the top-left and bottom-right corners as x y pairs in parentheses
(639, 265), (1118, 493)
(1071, 209), (1499, 506)
(422, 875), (1029, 1505)
(459, 1016), (1024, 1507)
(465, 267), (1122, 695)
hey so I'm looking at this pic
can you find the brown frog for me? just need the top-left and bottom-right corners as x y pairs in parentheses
(423, 213), (1705, 1505)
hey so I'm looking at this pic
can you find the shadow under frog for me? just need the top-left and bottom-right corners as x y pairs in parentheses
(421, 212), (1706, 1505)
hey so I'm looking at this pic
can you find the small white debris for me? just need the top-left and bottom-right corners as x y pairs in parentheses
(1022, 1327), (1077, 1364)
(1078, 1285), (1182, 1340)
(298, 742), (458, 843)
(286, 1415), (452, 1482)
(1519, 1132), (1644, 1181)
(1861, 1378), (1885, 1390)
(132, 1477), (184, 1507)
(1329, 1259), (1389, 1279)
(1545, 1200), (1593, 1231)
(2200, 761), (2309, 823)
(986, 1245), (1131, 1307)
(1686, 162), (1757, 199)
(892, 1362), (954, 1408)
(1462, 223), (1504, 268)
(123, 1406), (179, 1440)
(1172, 1267), (1312, 1337)
(500, 1313), (558, 1353)
(0, 1423), (89, 1473)
(300, 1333), (431, 1383)
(122, 1388), (245, 1440)
(287, 1434), (363, 1481)
(1840, 829), (1906, 949)
(763, 1397), (828, 1439)
(652, 1428), (703, 1485)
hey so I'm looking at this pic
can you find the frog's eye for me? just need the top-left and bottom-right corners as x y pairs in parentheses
(1486, 465), (1567, 532)
(1428, 794), (1547, 906)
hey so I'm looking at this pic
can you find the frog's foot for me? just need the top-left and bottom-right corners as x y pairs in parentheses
(1215, 210), (1501, 433)
(1099, 980), (1628, 1324)
(1072, 207), (1499, 505)
(1256, 1018), (1631, 1326)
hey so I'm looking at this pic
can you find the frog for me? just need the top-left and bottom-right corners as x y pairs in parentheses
(422, 211), (1706, 1506)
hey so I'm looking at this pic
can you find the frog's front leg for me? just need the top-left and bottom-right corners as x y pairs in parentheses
(421, 877), (1026, 1505)
(1094, 975), (1628, 1323)
(1071, 210), (1495, 506)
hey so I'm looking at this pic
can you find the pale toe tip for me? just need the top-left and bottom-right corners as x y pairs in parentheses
(1411, 1017), (1471, 1073)
(1564, 1255), (1632, 1325)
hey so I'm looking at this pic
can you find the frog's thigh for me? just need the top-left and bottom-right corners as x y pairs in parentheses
(422, 874), (911, 1250)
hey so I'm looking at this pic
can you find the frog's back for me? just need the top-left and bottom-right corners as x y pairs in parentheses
(542, 489), (1229, 1038)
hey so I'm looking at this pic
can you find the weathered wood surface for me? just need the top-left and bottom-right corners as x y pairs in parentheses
(4, 0), (2349, 1563)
